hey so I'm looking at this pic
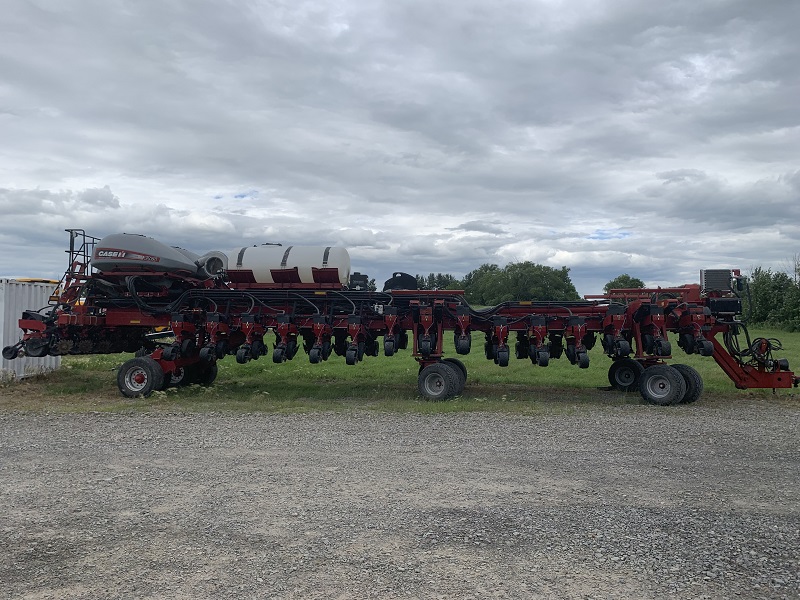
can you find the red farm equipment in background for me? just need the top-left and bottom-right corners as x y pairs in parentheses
(3, 229), (798, 403)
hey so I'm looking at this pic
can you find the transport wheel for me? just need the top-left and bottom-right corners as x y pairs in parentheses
(418, 363), (458, 401)
(443, 357), (467, 393)
(496, 347), (510, 367)
(638, 365), (686, 406)
(309, 347), (321, 364)
(577, 352), (590, 369)
(117, 357), (164, 398)
(237, 346), (251, 364)
(384, 338), (395, 356)
(671, 364), (704, 404)
(195, 363), (218, 386)
(608, 358), (645, 392)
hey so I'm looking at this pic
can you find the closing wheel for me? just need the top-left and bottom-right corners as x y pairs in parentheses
(535, 350), (550, 367)
(117, 357), (164, 398)
(384, 338), (395, 357)
(418, 363), (459, 401)
(638, 364), (686, 406)
(237, 346), (251, 364)
(654, 338), (672, 356)
(272, 346), (286, 363)
(321, 341), (332, 360)
(419, 335), (432, 357)
(250, 339), (265, 360)
(577, 352), (590, 369)
(455, 334), (471, 355)
(672, 364), (704, 404)
(496, 347), (510, 367)
(442, 358), (467, 394)
(309, 347), (321, 364)
(162, 345), (179, 361)
(345, 347), (358, 365)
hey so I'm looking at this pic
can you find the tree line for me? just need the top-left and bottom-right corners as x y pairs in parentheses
(410, 257), (800, 331)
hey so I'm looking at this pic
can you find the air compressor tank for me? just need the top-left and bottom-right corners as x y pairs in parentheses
(227, 245), (351, 286)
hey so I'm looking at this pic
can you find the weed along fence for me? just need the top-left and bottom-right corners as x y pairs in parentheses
(3, 229), (798, 402)
(1, 278), (61, 379)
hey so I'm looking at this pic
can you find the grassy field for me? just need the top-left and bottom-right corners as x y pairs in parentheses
(1, 328), (798, 413)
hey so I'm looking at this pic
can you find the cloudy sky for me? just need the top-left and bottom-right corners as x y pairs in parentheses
(1, 0), (798, 294)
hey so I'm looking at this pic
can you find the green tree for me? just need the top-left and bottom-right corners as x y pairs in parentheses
(603, 274), (645, 293)
(462, 262), (580, 305)
(745, 267), (800, 329)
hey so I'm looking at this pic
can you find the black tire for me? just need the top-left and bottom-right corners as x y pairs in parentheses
(180, 338), (195, 356)
(117, 357), (164, 398)
(195, 363), (218, 386)
(672, 364), (704, 404)
(272, 346), (285, 364)
(199, 347), (214, 363)
(443, 358), (467, 393)
(3, 345), (19, 360)
(536, 350), (550, 367)
(455, 334), (471, 355)
(419, 336), (432, 357)
(577, 352), (590, 369)
(638, 364), (686, 406)
(608, 358), (645, 392)
(162, 345), (179, 361)
(237, 347), (251, 364)
(654, 339), (672, 356)
(384, 338), (395, 357)
(345, 347), (358, 365)
(250, 339), (264, 360)
(441, 361), (465, 395)
(614, 339), (631, 357)
(309, 347), (321, 364)
(496, 347), (510, 367)
(418, 363), (458, 401)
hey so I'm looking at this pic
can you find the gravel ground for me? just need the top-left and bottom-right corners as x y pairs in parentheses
(1, 399), (799, 599)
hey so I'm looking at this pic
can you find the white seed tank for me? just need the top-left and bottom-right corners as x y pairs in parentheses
(227, 245), (351, 286)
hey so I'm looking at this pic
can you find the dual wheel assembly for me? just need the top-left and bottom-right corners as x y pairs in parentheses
(608, 358), (703, 405)
(117, 356), (218, 397)
(418, 358), (467, 400)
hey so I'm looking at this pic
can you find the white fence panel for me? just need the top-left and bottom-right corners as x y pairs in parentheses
(1, 279), (62, 379)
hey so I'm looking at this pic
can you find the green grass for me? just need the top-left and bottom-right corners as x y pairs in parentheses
(1, 327), (798, 413)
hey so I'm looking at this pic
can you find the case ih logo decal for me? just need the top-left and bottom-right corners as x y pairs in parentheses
(96, 248), (160, 262)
